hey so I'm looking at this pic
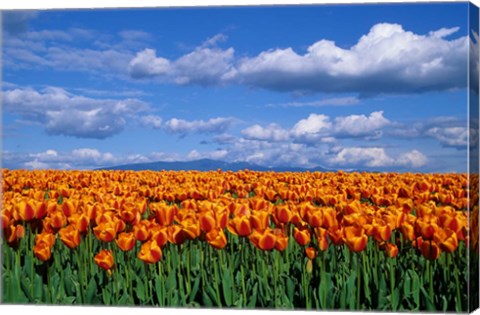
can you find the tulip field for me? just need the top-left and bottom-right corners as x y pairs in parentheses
(1, 169), (479, 311)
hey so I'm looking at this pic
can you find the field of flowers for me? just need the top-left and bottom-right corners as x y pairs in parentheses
(1, 169), (478, 311)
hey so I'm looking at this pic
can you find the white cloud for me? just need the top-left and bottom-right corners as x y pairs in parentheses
(127, 23), (466, 94)
(397, 150), (428, 168)
(233, 23), (467, 95)
(164, 117), (235, 135)
(128, 49), (171, 78)
(329, 147), (427, 168)
(334, 111), (390, 137)
(291, 114), (332, 137)
(140, 115), (163, 129)
(241, 123), (290, 142)
(3, 87), (149, 139)
(128, 45), (235, 85)
(241, 111), (389, 144)
(425, 127), (468, 147)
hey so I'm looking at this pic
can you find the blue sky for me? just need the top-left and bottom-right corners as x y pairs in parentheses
(1, 2), (478, 172)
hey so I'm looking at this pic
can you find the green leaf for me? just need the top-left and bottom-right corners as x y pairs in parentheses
(85, 277), (97, 304)
(102, 288), (111, 305)
(34, 274), (44, 302)
(222, 268), (233, 306)
(136, 278), (146, 301)
(62, 296), (76, 304)
(392, 288), (400, 310)
(286, 278), (294, 302)
(20, 278), (34, 302)
(188, 275), (201, 303)
(202, 291), (213, 307)
(420, 287), (436, 311)
(154, 277), (164, 306)
(247, 282), (258, 308)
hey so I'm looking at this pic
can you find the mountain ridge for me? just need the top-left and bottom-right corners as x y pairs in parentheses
(97, 158), (333, 172)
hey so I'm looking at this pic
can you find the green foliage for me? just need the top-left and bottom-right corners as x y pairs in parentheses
(1, 225), (471, 311)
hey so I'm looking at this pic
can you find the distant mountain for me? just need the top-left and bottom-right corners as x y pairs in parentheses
(97, 158), (332, 172)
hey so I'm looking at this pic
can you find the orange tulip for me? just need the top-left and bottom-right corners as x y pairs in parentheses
(250, 210), (270, 231)
(59, 225), (81, 249)
(50, 211), (67, 230)
(35, 232), (56, 248)
(416, 220), (438, 240)
(373, 224), (392, 243)
(116, 232), (136, 252)
(274, 230), (289, 251)
(275, 204), (292, 224)
(133, 221), (151, 242)
(138, 240), (162, 264)
(15, 200), (35, 221)
(227, 216), (252, 237)
(343, 226), (368, 253)
(420, 240), (441, 260)
(62, 200), (77, 217)
(68, 213), (89, 233)
(400, 222), (415, 241)
(315, 227), (329, 251)
(206, 228), (227, 249)
(120, 203), (141, 224)
(385, 243), (399, 258)
(305, 247), (316, 260)
(293, 225), (311, 246)
(5, 224), (25, 245)
(256, 229), (277, 251)
(437, 229), (459, 253)
(33, 240), (52, 262)
(167, 225), (188, 245)
(94, 249), (115, 273)
(307, 210), (323, 228)
(93, 220), (119, 243)
(200, 212), (216, 233)
(151, 203), (177, 226)
(151, 226), (169, 248)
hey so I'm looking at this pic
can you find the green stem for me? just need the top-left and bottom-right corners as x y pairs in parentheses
(357, 253), (361, 310)
(390, 256), (396, 310)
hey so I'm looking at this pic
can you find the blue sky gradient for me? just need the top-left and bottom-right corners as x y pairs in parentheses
(1, 2), (476, 172)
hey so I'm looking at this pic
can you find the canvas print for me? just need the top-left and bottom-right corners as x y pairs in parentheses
(1, 1), (479, 312)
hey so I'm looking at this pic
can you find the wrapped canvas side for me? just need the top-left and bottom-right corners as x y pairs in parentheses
(469, 2), (480, 313)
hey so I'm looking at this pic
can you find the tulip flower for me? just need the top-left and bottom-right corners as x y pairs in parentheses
(343, 226), (368, 253)
(116, 232), (136, 252)
(293, 224), (311, 246)
(227, 216), (252, 237)
(94, 249), (115, 273)
(206, 228), (227, 249)
(59, 225), (81, 249)
(138, 240), (162, 264)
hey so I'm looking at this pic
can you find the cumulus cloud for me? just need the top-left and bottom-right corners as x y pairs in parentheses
(242, 123), (290, 142)
(163, 117), (235, 135)
(3, 87), (149, 139)
(241, 111), (390, 144)
(236, 23), (467, 95)
(425, 127), (468, 147)
(389, 116), (469, 149)
(128, 44), (235, 85)
(126, 23), (467, 95)
(328, 147), (428, 168)
(140, 115), (163, 129)
(334, 111), (390, 137)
